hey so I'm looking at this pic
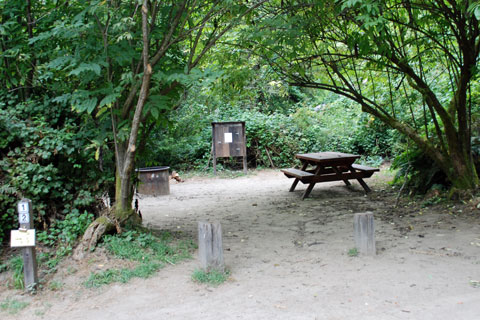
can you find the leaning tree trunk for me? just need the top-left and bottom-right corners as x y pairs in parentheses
(362, 102), (479, 191)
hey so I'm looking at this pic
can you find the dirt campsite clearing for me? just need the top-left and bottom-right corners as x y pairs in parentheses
(1, 168), (480, 320)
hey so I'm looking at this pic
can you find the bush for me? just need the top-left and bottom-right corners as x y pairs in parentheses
(37, 210), (94, 255)
(350, 114), (397, 157)
(392, 147), (449, 194)
(142, 98), (395, 171)
(0, 95), (112, 243)
(84, 229), (194, 288)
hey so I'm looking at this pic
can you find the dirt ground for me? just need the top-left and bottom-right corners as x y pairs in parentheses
(1, 168), (480, 319)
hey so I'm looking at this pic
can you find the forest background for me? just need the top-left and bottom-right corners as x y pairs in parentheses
(1, 0), (480, 255)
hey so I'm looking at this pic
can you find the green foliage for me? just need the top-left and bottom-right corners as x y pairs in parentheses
(421, 192), (447, 208)
(36, 210), (94, 268)
(0, 94), (112, 242)
(48, 280), (63, 291)
(4, 256), (25, 290)
(37, 210), (94, 248)
(144, 90), (395, 171)
(84, 263), (162, 288)
(191, 269), (230, 286)
(0, 211), (92, 290)
(0, 298), (29, 315)
(243, 0), (480, 189)
(350, 115), (397, 157)
(392, 147), (449, 195)
(3, 249), (73, 290)
(85, 229), (194, 288)
(347, 248), (359, 257)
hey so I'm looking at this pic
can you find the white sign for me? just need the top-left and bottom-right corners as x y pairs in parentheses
(10, 229), (36, 247)
(224, 132), (233, 143)
(18, 202), (29, 213)
(17, 202), (30, 224)
(18, 212), (30, 224)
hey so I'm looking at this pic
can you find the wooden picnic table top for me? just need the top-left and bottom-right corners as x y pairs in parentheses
(295, 152), (360, 165)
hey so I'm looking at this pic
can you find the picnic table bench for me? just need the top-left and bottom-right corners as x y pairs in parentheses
(281, 152), (379, 199)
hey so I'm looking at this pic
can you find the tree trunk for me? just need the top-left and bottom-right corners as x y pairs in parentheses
(115, 161), (135, 222)
(77, 1), (152, 253)
(361, 102), (479, 190)
(25, 0), (36, 99)
(446, 149), (479, 190)
(113, 0), (152, 223)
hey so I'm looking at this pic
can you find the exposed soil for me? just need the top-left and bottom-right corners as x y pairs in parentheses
(1, 168), (480, 319)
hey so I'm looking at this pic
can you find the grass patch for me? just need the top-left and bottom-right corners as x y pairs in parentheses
(48, 280), (63, 291)
(84, 229), (195, 288)
(5, 256), (25, 290)
(0, 298), (29, 315)
(3, 251), (61, 290)
(84, 263), (161, 288)
(1, 211), (94, 291)
(348, 248), (359, 257)
(192, 269), (230, 286)
(178, 168), (254, 180)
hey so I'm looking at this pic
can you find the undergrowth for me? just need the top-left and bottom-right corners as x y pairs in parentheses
(1, 210), (94, 290)
(191, 269), (230, 286)
(4, 256), (25, 290)
(0, 298), (29, 315)
(84, 229), (195, 288)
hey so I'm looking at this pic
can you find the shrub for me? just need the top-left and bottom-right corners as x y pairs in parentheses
(0, 96), (112, 243)
(142, 100), (394, 171)
(392, 147), (449, 194)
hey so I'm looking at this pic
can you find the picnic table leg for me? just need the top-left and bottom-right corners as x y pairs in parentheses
(348, 165), (372, 193)
(332, 166), (351, 186)
(357, 178), (372, 193)
(302, 183), (316, 199)
(301, 165), (323, 199)
(289, 161), (308, 192)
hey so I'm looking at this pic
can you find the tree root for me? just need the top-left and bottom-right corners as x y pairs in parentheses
(73, 206), (142, 260)
(73, 215), (116, 260)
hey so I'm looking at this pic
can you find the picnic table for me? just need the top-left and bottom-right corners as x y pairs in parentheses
(281, 152), (379, 199)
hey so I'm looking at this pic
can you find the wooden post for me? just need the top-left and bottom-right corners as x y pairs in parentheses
(354, 212), (376, 256)
(242, 154), (248, 174)
(212, 134), (217, 175)
(242, 125), (248, 174)
(17, 199), (38, 290)
(198, 221), (224, 272)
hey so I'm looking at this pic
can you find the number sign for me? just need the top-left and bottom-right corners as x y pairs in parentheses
(18, 201), (30, 224)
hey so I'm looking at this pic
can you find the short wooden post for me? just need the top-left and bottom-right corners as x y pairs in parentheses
(354, 212), (376, 256)
(17, 199), (38, 290)
(242, 126), (248, 174)
(198, 221), (224, 272)
(212, 140), (217, 175)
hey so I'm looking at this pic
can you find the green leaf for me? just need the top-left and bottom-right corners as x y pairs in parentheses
(73, 98), (98, 113)
(52, 94), (72, 105)
(99, 93), (120, 107)
(144, 95), (171, 120)
(68, 63), (102, 76)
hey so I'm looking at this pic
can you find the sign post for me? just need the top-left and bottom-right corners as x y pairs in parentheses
(11, 199), (38, 290)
